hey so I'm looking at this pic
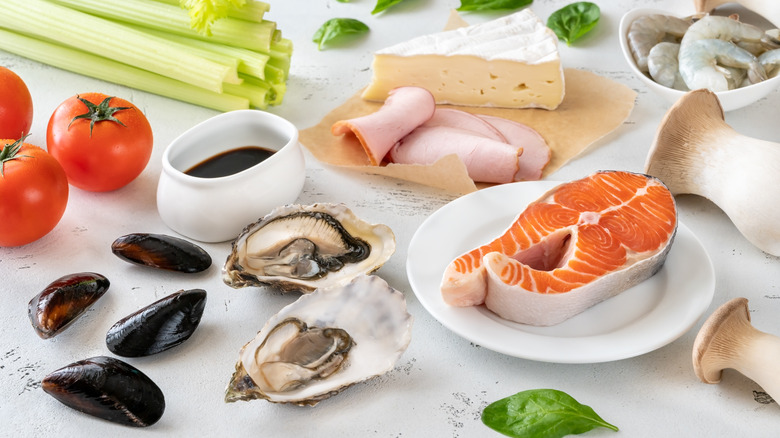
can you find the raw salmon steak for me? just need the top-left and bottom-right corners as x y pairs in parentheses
(440, 171), (677, 326)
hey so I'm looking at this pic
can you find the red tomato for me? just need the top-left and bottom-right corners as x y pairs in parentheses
(0, 66), (34, 139)
(47, 93), (153, 192)
(0, 137), (69, 247)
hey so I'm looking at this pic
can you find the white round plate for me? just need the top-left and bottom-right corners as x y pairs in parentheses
(407, 181), (715, 363)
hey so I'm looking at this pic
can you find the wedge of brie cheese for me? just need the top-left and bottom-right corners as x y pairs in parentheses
(362, 9), (565, 110)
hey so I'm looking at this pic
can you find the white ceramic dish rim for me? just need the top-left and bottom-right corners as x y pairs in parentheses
(161, 109), (300, 187)
(406, 180), (716, 364)
(618, 7), (780, 110)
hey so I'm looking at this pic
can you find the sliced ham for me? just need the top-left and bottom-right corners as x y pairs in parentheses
(478, 115), (550, 181)
(423, 108), (507, 143)
(389, 126), (523, 184)
(331, 87), (435, 165)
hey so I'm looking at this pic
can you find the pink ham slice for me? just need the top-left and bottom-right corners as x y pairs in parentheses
(389, 126), (523, 184)
(331, 87), (435, 165)
(478, 115), (550, 181)
(423, 108), (507, 143)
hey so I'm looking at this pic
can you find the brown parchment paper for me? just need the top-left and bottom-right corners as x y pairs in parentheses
(299, 68), (637, 194)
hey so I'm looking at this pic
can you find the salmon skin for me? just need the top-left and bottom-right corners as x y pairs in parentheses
(440, 171), (677, 326)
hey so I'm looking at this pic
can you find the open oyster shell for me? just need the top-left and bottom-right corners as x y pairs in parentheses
(222, 203), (396, 293)
(224, 274), (413, 406)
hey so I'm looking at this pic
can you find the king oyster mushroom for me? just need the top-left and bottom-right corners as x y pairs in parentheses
(224, 274), (413, 406)
(223, 203), (396, 292)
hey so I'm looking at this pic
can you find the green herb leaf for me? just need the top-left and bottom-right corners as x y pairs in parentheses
(547, 2), (600, 46)
(372, 0), (405, 15)
(313, 18), (369, 50)
(481, 389), (618, 438)
(457, 0), (532, 12)
(336, 0), (351, 2)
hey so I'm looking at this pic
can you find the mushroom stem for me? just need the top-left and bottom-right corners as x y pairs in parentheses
(693, 297), (780, 405)
(694, 0), (780, 28)
(644, 89), (780, 256)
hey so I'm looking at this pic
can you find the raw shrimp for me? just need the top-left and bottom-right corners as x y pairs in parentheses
(679, 38), (767, 91)
(647, 42), (688, 90)
(759, 49), (780, 77)
(627, 14), (691, 72)
(680, 15), (765, 49)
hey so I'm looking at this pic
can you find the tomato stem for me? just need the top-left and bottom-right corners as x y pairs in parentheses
(69, 95), (132, 137)
(0, 136), (32, 177)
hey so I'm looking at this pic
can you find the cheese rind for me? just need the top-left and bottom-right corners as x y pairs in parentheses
(362, 9), (565, 110)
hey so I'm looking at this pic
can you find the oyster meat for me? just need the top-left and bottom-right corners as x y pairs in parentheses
(223, 203), (395, 292)
(225, 274), (413, 406)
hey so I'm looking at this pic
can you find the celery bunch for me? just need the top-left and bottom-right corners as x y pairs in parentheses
(0, 0), (292, 111)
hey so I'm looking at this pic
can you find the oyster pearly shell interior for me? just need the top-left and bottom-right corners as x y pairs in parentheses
(224, 274), (413, 406)
(223, 203), (396, 293)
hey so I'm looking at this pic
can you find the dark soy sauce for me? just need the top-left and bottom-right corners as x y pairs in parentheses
(185, 146), (275, 178)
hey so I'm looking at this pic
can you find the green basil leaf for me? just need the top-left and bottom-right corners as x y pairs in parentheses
(336, 0), (350, 2)
(372, 0), (405, 14)
(457, 0), (533, 12)
(481, 389), (618, 438)
(312, 18), (369, 50)
(547, 2), (600, 46)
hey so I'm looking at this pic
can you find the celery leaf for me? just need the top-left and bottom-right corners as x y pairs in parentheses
(180, 0), (246, 35)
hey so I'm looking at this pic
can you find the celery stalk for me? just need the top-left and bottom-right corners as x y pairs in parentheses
(0, 28), (249, 112)
(140, 27), (271, 81)
(48, 0), (277, 52)
(0, 0), (235, 93)
(223, 81), (271, 109)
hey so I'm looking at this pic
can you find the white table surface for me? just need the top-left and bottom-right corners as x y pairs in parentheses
(2, 0), (780, 436)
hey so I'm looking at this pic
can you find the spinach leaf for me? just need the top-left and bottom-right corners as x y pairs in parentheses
(372, 0), (405, 14)
(547, 2), (600, 46)
(312, 18), (369, 50)
(457, 0), (532, 12)
(481, 389), (618, 438)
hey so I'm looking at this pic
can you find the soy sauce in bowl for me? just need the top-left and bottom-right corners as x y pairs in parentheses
(185, 146), (275, 178)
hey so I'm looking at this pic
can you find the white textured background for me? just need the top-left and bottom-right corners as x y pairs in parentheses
(2, 0), (779, 436)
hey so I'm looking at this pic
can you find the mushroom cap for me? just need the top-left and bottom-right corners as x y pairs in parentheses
(692, 297), (751, 384)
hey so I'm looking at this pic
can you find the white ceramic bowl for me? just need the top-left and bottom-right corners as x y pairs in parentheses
(157, 110), (305, 243)
(619, 8), (780, 112)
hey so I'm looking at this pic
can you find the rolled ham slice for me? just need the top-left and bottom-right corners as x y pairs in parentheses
(389, 126), (523, 184)
(478, 115), (550, 181)
(331, 87), (435, 165)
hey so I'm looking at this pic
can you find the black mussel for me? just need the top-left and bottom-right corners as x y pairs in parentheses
(42, 356), (165, 427)
(28, 272), (110, 339)
(111, 233), (212, 273)
(106, 289), (207, 357)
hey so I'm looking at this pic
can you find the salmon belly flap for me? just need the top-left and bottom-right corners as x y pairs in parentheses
(440, 171), (678, 326)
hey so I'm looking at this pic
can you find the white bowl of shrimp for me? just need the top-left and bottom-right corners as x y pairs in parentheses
(619, 8), (780, 111)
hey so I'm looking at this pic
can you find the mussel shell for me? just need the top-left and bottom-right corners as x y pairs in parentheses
(111, 233), (212, 273)
(106, 289), (207, 357)
(28, 272), (110, 339)
(42, 356), (165, 427)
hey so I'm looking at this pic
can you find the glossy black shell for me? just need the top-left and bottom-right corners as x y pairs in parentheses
(42, 356), (165, 427)
(106, 289), (207, 357)
(28, 272), (110, 339)
(111, 233), (212, 273)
